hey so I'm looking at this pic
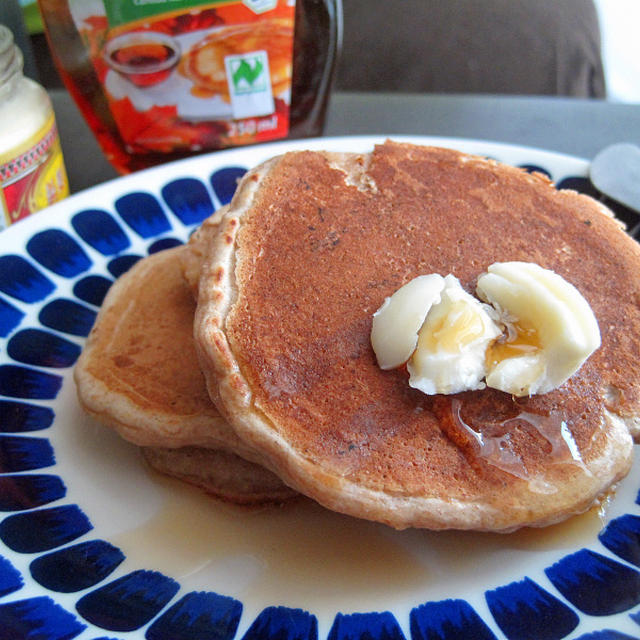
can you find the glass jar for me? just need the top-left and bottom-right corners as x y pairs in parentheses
(0, 24), (69, 229)
(38, 0), (342, 174)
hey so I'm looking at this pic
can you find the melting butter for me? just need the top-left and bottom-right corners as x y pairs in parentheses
(372, 262), (600, 397)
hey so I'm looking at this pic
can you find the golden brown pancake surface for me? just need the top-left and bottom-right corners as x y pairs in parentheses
(74, 247), (230, 449)
(74, 244), (296, 503)
(195, 141), (638, 531)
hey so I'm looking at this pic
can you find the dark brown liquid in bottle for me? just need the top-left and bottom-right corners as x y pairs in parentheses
(38, 0), (341, 174)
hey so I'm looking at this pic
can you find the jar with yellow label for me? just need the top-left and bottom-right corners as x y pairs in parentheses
(0, 23), (69, 230)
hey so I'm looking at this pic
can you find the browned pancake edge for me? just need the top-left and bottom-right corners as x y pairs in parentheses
(194, 142), (638, 531)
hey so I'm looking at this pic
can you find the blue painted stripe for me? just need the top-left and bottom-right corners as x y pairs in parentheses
(0, 435), (55, 472)
(146, 591), (243, 640)
(210, 167), (247, 205)
(0, 400), (54, 432)
(545, 548), (640, 615)
(75, 569), (179, 632)
(0, 296), (24, 338)
(115, 193), (171, 239)
(410, 599), (497, 640)
(599, 514), (640, 567)
(39, 299), (97, 337)
(0, 474), (66, 512)
(0, 596), (86, 640)
(0, 554), (23, 597)
(107, 255), (142, 279)
(573, 630), (640, 639)
(328, 611), (406, 640)
(0, 255), (55, 303)
(485, 576), (579, 640)
(0, 504), (91, 552)
(27, 229), (92, 278)
(162, 178), (214, 225)
(7, 329), (81, 368)
(72, 210), (131, 256)
(148, 238), (183, 254)
(73, 275), (113, 308)
(0, 365), (63, 400)
(242, 606), (317, 640)
(30, 540), (124, 593)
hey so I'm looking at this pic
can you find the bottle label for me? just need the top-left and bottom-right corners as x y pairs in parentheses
(68, 0), (295, 154)
(0, 113), (70, 229)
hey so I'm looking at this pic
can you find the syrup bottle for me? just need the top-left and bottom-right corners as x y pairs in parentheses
(37, 0), (342, 174)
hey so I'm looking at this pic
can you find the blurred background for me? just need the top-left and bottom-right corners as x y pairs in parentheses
(2, 0), (639, 102)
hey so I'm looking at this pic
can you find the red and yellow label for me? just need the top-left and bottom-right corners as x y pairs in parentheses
(0, 113), (69, 229)
(71, 0), (295, 154)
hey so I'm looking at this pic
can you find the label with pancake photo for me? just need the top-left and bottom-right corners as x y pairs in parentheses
(66, 0), (295, 154)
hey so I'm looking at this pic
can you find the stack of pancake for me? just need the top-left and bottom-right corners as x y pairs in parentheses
(75, 141), (640, 532)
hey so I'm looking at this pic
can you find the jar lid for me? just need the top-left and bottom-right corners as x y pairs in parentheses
(0, 24), (23, 89)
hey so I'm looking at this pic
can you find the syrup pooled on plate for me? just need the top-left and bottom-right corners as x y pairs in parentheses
(109, 461), (614, 617)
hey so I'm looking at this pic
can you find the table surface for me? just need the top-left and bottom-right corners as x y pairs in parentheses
(50, 89), (640, 194)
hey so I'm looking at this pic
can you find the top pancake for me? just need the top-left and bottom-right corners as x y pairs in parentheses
(195, 141), (639, 531)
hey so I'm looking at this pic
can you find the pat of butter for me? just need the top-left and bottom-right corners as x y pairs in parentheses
(370, 263), (600, 397)
(371, 274), (445, 370)
(476, 262), (601, 396)
(407, 275), (500, 395)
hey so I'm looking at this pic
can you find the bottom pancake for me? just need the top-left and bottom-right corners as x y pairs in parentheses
(142, 446), (297, 504)
(74, 245), (294, 504)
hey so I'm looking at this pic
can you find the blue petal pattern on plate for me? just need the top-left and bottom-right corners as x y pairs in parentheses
(0, 255), (54, 303)
(115, 193), (171, 239)
(328, 612), (405, 640)
(148, 237), (183, 253)
(8, 328), (81, 368)
(574, 631), (640, 639)
(0, 504), (90, 552)
(0, 596), (86, 640)
(599, 515), (640, 567)
(73, 275), (113, 307)
(0, 475), (66, 511)
(242, 606), (318, 640)
(0, 364), (62, 399)
(0, 400), (54, 432)
(30, 540), (125, 593)
(410, 599), (497, 640)
(1, 138), (639, 639)
(75, 570), (180, 632)
(0, 296), (24, 338)
(107, 255), (142, 279)
(27, 229), (92, 278)
(0, 554), (23, 596)
(0, 435), (55, 472)
(210, 167), (247, 205)
(485, 577), (579, 640)
(145, 591), (243, 640)
(72, 210), (131, 256)
(162, 178), (214, 225)
(545, 549), (640, 615)
(39, 299), (97, 337)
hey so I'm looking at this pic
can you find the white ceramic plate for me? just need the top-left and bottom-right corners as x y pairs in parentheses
(1, 136), (640, 640)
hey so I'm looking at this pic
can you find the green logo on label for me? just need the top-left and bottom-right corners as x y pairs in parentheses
(229, 55), (267, 93)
